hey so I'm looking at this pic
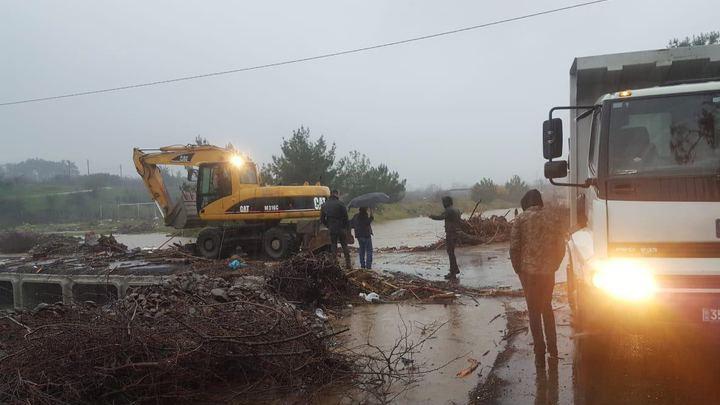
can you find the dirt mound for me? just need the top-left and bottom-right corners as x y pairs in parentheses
(0, 230), (41, 253)
(266, 252), (359, 307)
(0, 273), (352, 404)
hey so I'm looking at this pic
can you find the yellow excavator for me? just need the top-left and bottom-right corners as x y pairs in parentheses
(133, 144), (331, 259)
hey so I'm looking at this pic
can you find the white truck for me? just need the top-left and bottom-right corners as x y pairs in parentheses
(542, 45), (720, 330)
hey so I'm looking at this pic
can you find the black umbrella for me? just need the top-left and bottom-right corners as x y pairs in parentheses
(348, 192), (391, 209)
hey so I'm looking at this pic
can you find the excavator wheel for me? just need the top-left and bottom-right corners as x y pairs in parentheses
(263, 227), (296, 259)
(197, 227), (224, 259)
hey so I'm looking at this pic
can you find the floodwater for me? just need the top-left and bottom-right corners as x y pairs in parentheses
(371, 211), (520, 289)
(321, 299), (507, 405)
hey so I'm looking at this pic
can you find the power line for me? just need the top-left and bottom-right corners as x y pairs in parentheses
(1, 0), (609, 107)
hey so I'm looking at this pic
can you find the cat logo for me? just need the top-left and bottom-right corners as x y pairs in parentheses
(172, 153), (194, 163)
(313, 197), (326, 210)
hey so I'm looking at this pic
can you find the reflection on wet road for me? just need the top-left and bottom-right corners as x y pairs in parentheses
(331, 300), (506, 405)
(488, 297), (720, 405)
(574, 329), (720, 405)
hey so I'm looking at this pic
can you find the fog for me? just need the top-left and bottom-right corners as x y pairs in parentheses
(1, 0), (716, 187)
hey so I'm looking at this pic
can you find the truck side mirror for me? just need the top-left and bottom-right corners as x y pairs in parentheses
(543, 118), (563, 159)
(544, 160), (568, 179)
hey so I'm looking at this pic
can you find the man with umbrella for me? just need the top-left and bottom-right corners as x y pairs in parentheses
(429, 196), (462, 281)
(347, 192), (391, 270)
(320, 189), (352, 269)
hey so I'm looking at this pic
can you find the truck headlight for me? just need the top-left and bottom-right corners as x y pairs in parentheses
(589, 259), (656, 301)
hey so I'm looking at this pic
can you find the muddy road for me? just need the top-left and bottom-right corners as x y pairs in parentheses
(477, 292), (720, 405)
(105, 215), (720, 404)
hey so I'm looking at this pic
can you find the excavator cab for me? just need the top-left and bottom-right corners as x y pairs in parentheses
(196, 162), (259, 211)
(196, 163), (231, 211)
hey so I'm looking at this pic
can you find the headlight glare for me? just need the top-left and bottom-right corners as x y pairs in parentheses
(590, 259), (656, 301)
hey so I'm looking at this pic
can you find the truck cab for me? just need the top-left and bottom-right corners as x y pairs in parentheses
(543, 45), (720, 329)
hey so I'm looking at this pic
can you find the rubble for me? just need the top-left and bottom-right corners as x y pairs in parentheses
(0, 272), (353, 404)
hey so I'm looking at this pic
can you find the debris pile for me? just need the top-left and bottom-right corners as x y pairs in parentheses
(266, 252), (358, 307)
(26, 233), (83, 256)
(0, 273), (352, 404)
(348, 269), (457, 302)
(461, 214), (512, 244)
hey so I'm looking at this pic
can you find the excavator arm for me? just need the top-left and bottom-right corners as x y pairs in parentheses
(132, 145), (245, 221)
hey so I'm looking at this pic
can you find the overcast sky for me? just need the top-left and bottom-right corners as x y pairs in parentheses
(1, 0), (717, 188)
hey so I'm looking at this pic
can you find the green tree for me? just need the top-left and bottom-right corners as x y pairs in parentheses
(505, 175), (529, 203)
(262, 126), (337, 185)
(668, 31), (720, 48)
(470, 178), (498, 202)
(334, 151), (406, 202)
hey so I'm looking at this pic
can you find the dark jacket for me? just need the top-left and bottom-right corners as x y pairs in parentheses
(351, 213), (374, 238)
(320, 196), (349, 234)
(430, 197), (462, 233)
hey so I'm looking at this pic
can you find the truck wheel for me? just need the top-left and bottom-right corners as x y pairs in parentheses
(197, 227), (223, 259)
(263, 227), (295, 259)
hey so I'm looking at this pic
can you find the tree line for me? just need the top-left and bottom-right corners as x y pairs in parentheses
(260, 126), (407, 202)
(470, 175), (530, 204)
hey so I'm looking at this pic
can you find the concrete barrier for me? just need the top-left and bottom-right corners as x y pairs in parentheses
(0, 273), (169, 310)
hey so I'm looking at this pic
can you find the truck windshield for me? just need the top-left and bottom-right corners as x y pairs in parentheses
(608, 92), (720, 176)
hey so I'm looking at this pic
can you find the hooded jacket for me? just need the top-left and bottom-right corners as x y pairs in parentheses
(430, 196), (462, 233)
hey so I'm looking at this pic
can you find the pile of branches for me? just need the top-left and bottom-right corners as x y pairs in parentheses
(266, 252), (359, 307)
(85, 234), (128, 254)
(0, 273), (352, 404)
(27, 233), (83, 256)
(348, 269), (457, 302)
(460, 214), (512, 244)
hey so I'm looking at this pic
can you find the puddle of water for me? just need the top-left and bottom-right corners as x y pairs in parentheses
(374, 244), (520, 290)
(322, 300), (507, 404)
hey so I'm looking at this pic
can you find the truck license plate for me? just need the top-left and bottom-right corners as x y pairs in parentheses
(702, 308), (720, 322)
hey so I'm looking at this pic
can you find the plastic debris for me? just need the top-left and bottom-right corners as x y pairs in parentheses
(228, 259), (247, 270)
(315, 308), (328, 321)
(359, 292), (380, 303)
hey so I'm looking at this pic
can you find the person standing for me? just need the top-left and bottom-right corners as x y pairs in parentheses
(351, 207), (374, 269)
(320, 189), (352, 270)
(510, 189), (565, 367)
(429, 196), (462, 281)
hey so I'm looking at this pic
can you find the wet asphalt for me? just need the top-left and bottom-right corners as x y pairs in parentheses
(116, 219), (720, 405)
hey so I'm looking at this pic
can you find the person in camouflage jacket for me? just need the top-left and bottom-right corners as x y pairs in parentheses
(510, 189), (566, 367)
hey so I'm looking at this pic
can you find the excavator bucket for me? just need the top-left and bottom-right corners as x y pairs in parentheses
(165, 191), (205, 229)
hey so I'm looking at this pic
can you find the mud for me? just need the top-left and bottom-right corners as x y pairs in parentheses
(321, 299), (507, 404)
